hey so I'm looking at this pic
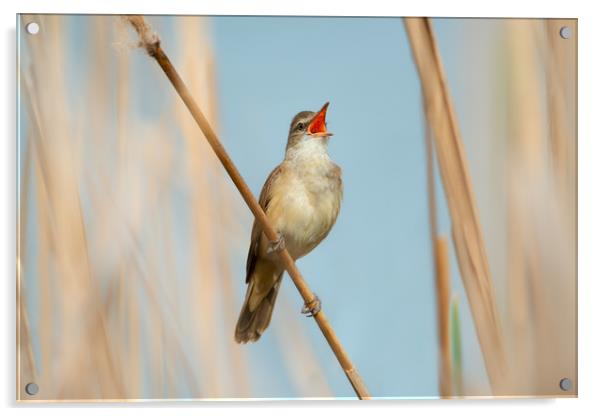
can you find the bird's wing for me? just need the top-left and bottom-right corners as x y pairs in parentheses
(245, 164), (283, 283)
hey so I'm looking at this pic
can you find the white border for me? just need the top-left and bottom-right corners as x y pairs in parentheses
(3, 1), (600, 415)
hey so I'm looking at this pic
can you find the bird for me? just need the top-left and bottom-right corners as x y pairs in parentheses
(235, 102), (343, 344)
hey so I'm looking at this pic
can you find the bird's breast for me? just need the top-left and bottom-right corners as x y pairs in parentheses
(267, 161), (342, 259)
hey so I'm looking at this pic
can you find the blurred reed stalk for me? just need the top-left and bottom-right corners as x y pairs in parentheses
(434, 237), (452, 397)
(18, 14), (258, 400)
(173, 16), (257, 397)
(123, 15), (370, 400)
(543, 20), (577, 192)
(502, 19), (577, 396)
(21, 15), (126, 399)
(404, 17), (508, 393)
(423, 111), (452, 397)
(17, 142), (36, 390)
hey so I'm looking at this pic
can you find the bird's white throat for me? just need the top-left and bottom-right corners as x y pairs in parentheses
(284, 136), (330, 168)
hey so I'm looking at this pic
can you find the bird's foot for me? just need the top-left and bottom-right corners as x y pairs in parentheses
(301, 294), (322, 317)
(267, 233), (286, 254)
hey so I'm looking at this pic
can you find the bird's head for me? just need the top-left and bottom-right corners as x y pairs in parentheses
(286, 102), (333, 150)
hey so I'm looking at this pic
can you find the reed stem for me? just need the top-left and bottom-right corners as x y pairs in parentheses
(424, 105), (452, 397)
(404, 17), (508, 393)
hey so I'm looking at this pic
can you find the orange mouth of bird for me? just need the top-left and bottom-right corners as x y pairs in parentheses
(307, 102), (333, 137)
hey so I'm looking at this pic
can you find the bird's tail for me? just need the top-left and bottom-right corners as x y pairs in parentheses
(235, 264), (283, 344)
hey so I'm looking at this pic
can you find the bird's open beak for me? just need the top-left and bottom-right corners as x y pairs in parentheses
(307, 102), (333, 137)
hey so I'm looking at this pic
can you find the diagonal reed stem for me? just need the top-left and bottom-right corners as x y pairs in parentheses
(404, 17), (508, 393)
(124, 15), (370, 400)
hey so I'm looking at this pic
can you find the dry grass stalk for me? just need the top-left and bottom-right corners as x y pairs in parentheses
(17, 141), (37, 391)
(16, 260), (37, 394)
(20, 15), (124, 399)
(502, 19), (577, 396)
(434, 237), (452, 397)
(114, 19), (141, 399)
(503, 21), (545, 396)
(175, 17), (224, 397)
(543, 19), (577, 192)
(404, 17), (508, 393)
(424, 111), (452, 397)
(18, 15), (181, 400)
(124, 15), (370, 399)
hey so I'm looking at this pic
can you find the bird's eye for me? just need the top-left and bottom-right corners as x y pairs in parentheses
(296, 122), (305, 131)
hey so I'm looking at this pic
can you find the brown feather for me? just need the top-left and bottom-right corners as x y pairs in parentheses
(245, 164), (283, 283)
(235, 272), (283, 343)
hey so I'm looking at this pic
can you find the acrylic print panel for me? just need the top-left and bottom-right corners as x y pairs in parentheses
(17, 14), (577, 401)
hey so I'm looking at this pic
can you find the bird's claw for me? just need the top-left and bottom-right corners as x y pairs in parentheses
(302, 294), (322, 317)
(267, 233), (286, 254)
